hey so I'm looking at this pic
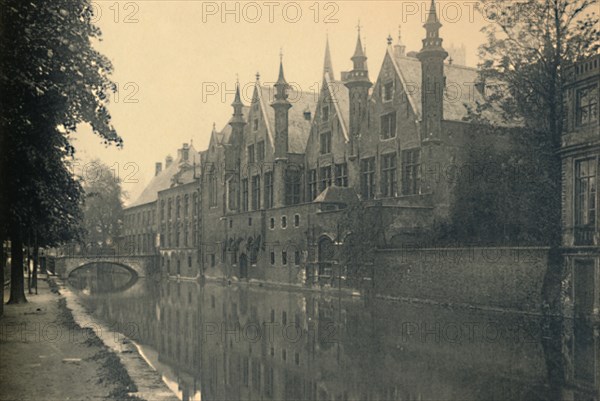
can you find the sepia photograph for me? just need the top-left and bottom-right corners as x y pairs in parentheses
(0, 0), (599, 400)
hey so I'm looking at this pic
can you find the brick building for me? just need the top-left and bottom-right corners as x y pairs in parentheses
(560, 54), (600, 317)
(124, 0), (516, 286)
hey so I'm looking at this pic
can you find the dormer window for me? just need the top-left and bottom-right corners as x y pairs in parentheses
(248, 144), (255, 163)
(383, 82), (394, 102)
(257, 141), (265, 162)
(381, 112), (397, 139)
(253, 118), (259, 131)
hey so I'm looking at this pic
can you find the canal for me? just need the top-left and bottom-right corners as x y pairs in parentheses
(68, 266), (599, 401)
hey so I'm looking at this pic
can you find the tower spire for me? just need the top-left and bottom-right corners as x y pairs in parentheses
(323, 36), (335, 79)
(274, 52), (289, 101)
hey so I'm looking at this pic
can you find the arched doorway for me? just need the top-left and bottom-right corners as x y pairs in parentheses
(318, 236), (334, 280)
(239, 253), (248, 279)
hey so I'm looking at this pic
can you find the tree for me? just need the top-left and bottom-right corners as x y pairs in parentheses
(451, 0), (600, 246)
(81, 160), (124, 251)
(0, 0), (122, 306)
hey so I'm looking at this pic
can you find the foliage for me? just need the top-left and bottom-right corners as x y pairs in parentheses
(444, 0), (600, 246)
(0, 0), (122, 303)
(81, 160), (124, 249)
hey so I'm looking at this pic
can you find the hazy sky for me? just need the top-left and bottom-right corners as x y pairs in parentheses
(74, 0), (490, 204)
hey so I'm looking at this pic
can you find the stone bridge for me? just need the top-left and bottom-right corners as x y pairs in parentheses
(54, 255), (158, 279)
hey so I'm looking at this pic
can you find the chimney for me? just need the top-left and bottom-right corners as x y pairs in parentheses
(165, 155), (173, 168)
(155, 162), (162, 176)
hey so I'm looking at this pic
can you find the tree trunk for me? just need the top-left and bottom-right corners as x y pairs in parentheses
(32, 239), (38, 295)
(7, 232), (27, 304)
(0, 240), (5, 315)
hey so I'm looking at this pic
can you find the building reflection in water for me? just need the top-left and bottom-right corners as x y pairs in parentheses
(72, 276), (599, 401)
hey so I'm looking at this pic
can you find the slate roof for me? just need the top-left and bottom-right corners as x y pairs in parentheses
(258, 85), (316, 153)
(128, 144), (200, 208)
(389, 50), (514, 126)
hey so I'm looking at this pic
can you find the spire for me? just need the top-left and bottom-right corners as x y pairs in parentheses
(323, 36), (335, 79)
(352, 21), (366, 60)
(394, 24), (407, 57)
(426, 0), (440, 25)
(273, 53), (290, 104)
(231, 77), (245, 125)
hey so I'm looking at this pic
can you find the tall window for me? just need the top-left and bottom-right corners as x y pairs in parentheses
(402, 149), (420, 195)
(320, 131), (332, 154)
(193, 192), (198, 216)
(176, 196), (181, 218)
(257, 141), (265, 162)
(227, 178), (237, 210)
(264, 172), (273, 209)
(383, 81), (394, 102)
(308, 169), (318, 200)
(285, 169), (301, 205)
(209, 169), (217, 207)
(381, 153), (397, 197)
(320, 166), (332, 191)
(253, 118), (259, 131)
(322, 104), (330, 122)
(167, 199), (172, 220)
(381, 112), (397, 139)
(248, 144), (255, 164)
(577, 84), (599, 126)
(575, 158), (597, 228)
(241, 179), (249, 212)
(360, 158), (376, 199)
(335, 163), (348, 187)
(252, 175), (261, 210)
(184, 194), (189, 217)
(160, 200), (165, 221)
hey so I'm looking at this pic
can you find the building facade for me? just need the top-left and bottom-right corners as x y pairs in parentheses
(561, 54), (600, 318)
(124, 0), (516, 287)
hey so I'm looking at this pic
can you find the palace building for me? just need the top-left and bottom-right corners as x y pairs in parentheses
(123, 0), (515, 285)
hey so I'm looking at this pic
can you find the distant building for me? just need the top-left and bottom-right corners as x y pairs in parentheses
(560, 54), (600, 317)
(446, 43), (467, 66)
(123, 0), (516, 284)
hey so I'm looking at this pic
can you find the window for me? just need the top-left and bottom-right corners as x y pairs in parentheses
(209, 168), (217, 207)
(320, 166), (332, 191)
(360, 158), (376, 199)
(248, 144), (255, 164)
(176, 196), (181, 218)
(322, 104), (330, 122)
(264, 171), (273, 209)
(381, 153), (398, 197)
(381, 112), (397, 139)
(241, 179), (249, 212)
(282, 251), (287, 265)
(252, 175), (261, 210)
(576, 84), (599, 126)
(248, 217), (252, 226)
(227, 179), (237, 210)
(188, 255), (192, 267)
(184, 225), (189, 247)
(383, 81), (394, 102)
(294, 214), (300, 227)
(253, 118), (259, 131)
(294, 250), (300, 265)
(575, 158), (597, 228)
(160, 201), (165, 221)
(308, 169), (318, 200)
(210, 254), (216, 267)
(320, 131), (332, 154)
(285, 169), (301, 205)
(402, 149), (420, 195)
(270, 251), (275, 265)
(193, 192), (198, 216)
(269, 217), (275, 229)
(184, 194), (189, 217)
(335, 163), (348, 187)
(257, 141), (265, 162)
(281, 216), (287, 229)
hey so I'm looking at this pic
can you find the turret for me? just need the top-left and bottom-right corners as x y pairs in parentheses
(229, 78), (246, 148)
(416, 0), (448, 143)
(344, 23), (372, 153)
(271, 55), (292, 159)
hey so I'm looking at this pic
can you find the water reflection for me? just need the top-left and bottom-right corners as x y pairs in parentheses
(75, 275), (599, 401)
(68, 262), (137, 294)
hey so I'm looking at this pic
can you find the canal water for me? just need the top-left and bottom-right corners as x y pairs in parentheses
(68, 265), (599, 401)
